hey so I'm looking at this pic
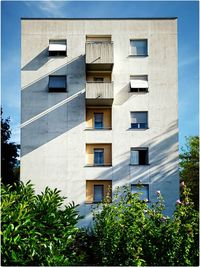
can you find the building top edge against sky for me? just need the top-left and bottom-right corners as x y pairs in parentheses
(21, 17), (178, 20)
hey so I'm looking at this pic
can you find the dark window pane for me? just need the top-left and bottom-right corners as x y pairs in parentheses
(94, 185), (104, 202)
(49, 76), (66, 92)
(94, 113), (103, 129)
(94, 149), (104, 165)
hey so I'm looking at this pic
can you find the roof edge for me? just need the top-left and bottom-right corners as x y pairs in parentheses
(21, 17), (178, 20)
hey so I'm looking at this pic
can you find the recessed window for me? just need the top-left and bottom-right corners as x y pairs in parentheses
(49, 76), (66, 92)
(94, 185), (104, 202)
(94, 113), (104, 129)
(130, 147), (149, 165)
(86, 180), (112, 203)
(94, 77), (104, 82)
(130, 112), (148, 129)
(49, 40), (67, 56)
(130, 75), (148, 92)
(130, 39), (147, 56)
(94, 148), (104, 165)
(131, 184), (149, 201)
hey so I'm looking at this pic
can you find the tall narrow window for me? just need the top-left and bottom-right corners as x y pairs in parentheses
(94, 185), (104, 202)
(94, 149), (104, 165)
(49, 76), (66, 92)
(130, 75), (148, 92)
(131, 112), (148, 129)
(94, 113), (104, 129)
(130, 148), (149, 165)
(130, 40), (147, 56)
(131, 184), (149, 201)
(49, 40), (67, 56)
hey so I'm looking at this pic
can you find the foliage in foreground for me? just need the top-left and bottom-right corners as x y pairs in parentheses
(180, 136), (199, 210)
(1, 182), (86, 266)
(1, 108), (20, 185)
(1, 182), (199, 266)
(92, 185), (199, 266)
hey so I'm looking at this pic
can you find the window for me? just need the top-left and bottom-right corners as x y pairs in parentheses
(86, 180), (112, 203)
(94, 113), (104, 129)
(131, 184), (149, 201)
(130, 39), (147, 56)
(130, 147), (149, 165)
(49, 76), (66, 92)
(130, 75), (148, 92)
(94, 149), (104, 165)
(49, 40), (67, 56)
(131, 112), (148, 129)
(94, 77), (104, 82)
(94, 185), (104, 202)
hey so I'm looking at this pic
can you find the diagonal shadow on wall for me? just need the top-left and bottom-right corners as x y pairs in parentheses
(21, 55), (86, 157)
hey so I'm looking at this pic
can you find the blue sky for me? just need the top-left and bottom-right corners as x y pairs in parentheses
(1, 1), (199, 152)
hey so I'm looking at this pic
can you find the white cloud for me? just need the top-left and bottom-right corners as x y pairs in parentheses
(24, 1), (67, 17)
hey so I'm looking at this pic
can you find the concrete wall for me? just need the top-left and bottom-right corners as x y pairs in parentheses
(21, 18), (179, 227)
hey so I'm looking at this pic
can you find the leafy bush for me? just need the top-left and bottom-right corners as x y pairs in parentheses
(1, 181), (199, 266)
(92, 184), (199, 266)
(1, 182), (86, 266)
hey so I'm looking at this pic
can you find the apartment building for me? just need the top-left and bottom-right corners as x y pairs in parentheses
(21, 18), (179, 226)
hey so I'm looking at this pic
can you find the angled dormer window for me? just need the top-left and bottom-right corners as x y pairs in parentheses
(48, 40), (67, 56)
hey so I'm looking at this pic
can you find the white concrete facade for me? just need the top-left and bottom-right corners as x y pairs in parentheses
(21, 18), (179, 226)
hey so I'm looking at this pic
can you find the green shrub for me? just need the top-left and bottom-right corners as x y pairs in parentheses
(1, 181), (85, 266)
(92, 184), (199, 266)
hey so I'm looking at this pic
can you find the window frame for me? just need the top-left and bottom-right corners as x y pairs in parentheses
(130, 111), (148, 129)
(130, 147), (149, 165)
(93, 184), (104, 203)
(48, 75), (67, 93)
(94, 148), (104, 166)
(48, 39), (67, 57)
(130, 39), (148, 57)
(130, 75), (149, 93)
(94, 113), (104, 129)
(131, 184), (150, 202)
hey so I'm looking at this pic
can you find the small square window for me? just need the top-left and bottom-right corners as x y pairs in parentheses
(130, 40), (148, 56)
(130, 147), (149, 165)
(94, 113), (104, 129)
(94, 149), (104, 165)
(86, 180), (112, 203)
(94, 185), (104, 202)
(131, 184), (149, 201)
(49, 76), (66, 92)
(94, 77), (104, 82)
(49, 40), (67, 56)
(130, 75), (148, 92)
(131, 112), (148, 129)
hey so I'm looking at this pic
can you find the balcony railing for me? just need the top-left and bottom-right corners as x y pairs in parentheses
(86, 82), (114, 105)
(86, 42), (113, 69)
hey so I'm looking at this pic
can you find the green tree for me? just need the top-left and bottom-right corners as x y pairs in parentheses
(1, 181), (86, 266)
(1, 108), (20, 185)
(180, 136), (199, 210)
(92, 185), (199, 266)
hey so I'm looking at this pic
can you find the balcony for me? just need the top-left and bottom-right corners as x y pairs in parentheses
(86, 42), (113, 71)
(86, 82), (114, 105)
